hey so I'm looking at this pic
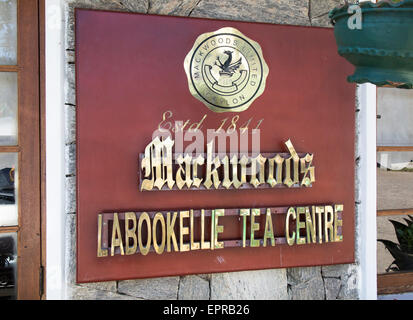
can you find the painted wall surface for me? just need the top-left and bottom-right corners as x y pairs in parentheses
(62, 0), (361, 300)
(377, 88), (413, 148)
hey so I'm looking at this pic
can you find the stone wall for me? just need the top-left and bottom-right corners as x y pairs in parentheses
(64, 0), (360, 300)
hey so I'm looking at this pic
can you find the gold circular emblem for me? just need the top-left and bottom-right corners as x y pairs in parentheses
(184, 27), (269, 113)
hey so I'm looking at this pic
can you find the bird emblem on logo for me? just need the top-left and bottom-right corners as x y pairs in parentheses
(214, 51), (242, 77)
(203, 50), (248, 96)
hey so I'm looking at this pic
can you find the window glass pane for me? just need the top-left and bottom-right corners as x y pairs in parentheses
(377, 215), (413, 275)
(0, 232), (17, 299)
(0, 0), (17, 65)
(0, 153), (17, 226)
(377, 152), (413, 210)
(0, 72), (17, 146)
(377, 88), (413, 146)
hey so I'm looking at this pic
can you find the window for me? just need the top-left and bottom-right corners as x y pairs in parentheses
(0, 0), (43, 299)
(377, 87), (413, 295)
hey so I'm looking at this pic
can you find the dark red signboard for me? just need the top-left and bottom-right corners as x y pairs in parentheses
(76, 9), (355, 283)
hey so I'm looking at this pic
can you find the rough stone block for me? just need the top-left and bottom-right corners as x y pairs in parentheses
(178, 275), (210, 300)
(288, 277), (325, 300)
(69, 285), (142, 300)
(287, 266), (321, 284)
(65, 143), (76, 176)
(309, 0), (340, 27)
(65, 213), (76, 286)
(287, 267), (325, 300)
(65, 176), (76, 213)
(118, 277), (180, 299)
(119, 0), (149, 12)
(310, 0), (342, 17)
(210, 269), (288, 300)
(65, 104), (76, 145)
(79, 281), (117, 293)
(191, 0), (310, 26)
(148, 0), (199, 16)
(324, 277), (341, 300)
(337, 265), (359, 300)
(321, 264), (350, 278)
(321, 264), (359, 300)
(65, 63), (76, 106)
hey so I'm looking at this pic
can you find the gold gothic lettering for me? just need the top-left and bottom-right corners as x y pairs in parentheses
(140, 138), (315, 191)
